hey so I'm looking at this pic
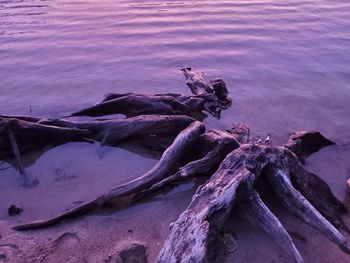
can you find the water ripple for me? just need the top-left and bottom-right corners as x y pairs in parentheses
(0, 0), (349, 130)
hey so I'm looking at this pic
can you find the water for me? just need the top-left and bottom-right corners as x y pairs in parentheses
(1, 1), (350, 262)
(1, 1), (349, 126)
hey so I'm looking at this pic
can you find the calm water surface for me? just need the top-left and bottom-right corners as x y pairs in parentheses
(1, 0), (349, 127)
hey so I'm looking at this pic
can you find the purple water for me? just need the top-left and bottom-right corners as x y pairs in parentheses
(1, 1), (350, 262)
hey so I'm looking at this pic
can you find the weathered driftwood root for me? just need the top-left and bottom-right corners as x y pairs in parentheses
(70, 67), (232, 119)
(9, 117), (349, 262)
(135, 128), (242, 198)
(0, 117), (91, 187)
(71, 93), (196, 118)
(139, 123), (250, 197)
(7, 127), (25, 175)
(13, 123), (246, 230)
(0, 117), (90, 161)
(283, 131), (349, 233)
(0, 115), (198, 184)
(283, 131), (335, 163)
(238, 189), (303, 263)
(0, 115), (195, 160)
(157, 131), (350, 263)
(13, 121), (205, 230)
(39, 115), (196, 147)
(158, 167), (255, 263)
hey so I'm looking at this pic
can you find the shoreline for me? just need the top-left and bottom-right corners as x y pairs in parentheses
(0, 126), (349, 262)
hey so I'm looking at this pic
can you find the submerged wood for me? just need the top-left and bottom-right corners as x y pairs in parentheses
(13, 121), (205, 230)
(0, 115), (197, 185)
(283, 131), (335, 163)
(13, 124), (245, 230)
(0, 115), (195, 160)
(0, 117), (90, 160)
(39, 115), (196, 146)
(70, 67), (232, 119)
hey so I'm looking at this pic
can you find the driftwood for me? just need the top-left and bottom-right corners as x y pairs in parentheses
(0, 116), (91, 186)
(283, 131), (335, 164)
(0, 115), (196, 169)
(0, 116), (90, 160)
(2, 68), (349, 263)
(39, 115), (196, 147)
(70, 67), (232, 119)
(12, 121), (203, 229)
(11, 123), (246, 230)
(157, 130), (350, 263)
(11, 121), (350, 262)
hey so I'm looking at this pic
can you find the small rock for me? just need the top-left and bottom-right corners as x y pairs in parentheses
(8, 205), (23, 216)
(117, 243), (147, 263)
(222, 231), (238, 253)
(104, 242), (148, 263)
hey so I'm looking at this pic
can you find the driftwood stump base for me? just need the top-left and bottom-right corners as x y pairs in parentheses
(1, 68), (348, 263)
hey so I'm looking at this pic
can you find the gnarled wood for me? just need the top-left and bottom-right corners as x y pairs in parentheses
(284, 131), (335, 163)
(2, 96), (347, 263)
(135, 129), (241, 199)
(13, 121), (205, 230)
(157, 133), (349, 262)
(288, 158), (350, 234)
(157, 168), (255, 263)
(10, 119), (349, 263)
(39, 115), (196, 146)
(70, 93), (194, 118)
(0, 115), (195, 160)
(282, 131), (349, 233)
(70, 67), (232, 119)
(238, 189), (303, 263)
(0, 117), (90, 160)
(264, 158), (350, 254)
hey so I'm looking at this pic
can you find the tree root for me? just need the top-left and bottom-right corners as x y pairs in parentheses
(157, 131), (349, 262)
(157, 168), (255, 263)
(70, 67), (232, 119)
(39, 115), (196, 147)
(238, 189), (303, 263)
(134, 128), (242, 200)
(13, 121), (205, 230)
(0, 115), (196, 164)
(11, 120), (349, 263)
(0, 117), (90, 159)
(2, 79), (348, 263)
(12, 123), (247, 230)
(7, 127), (25, 175)
(2, 103), (347, 263)
(283, 131), (335, 163)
